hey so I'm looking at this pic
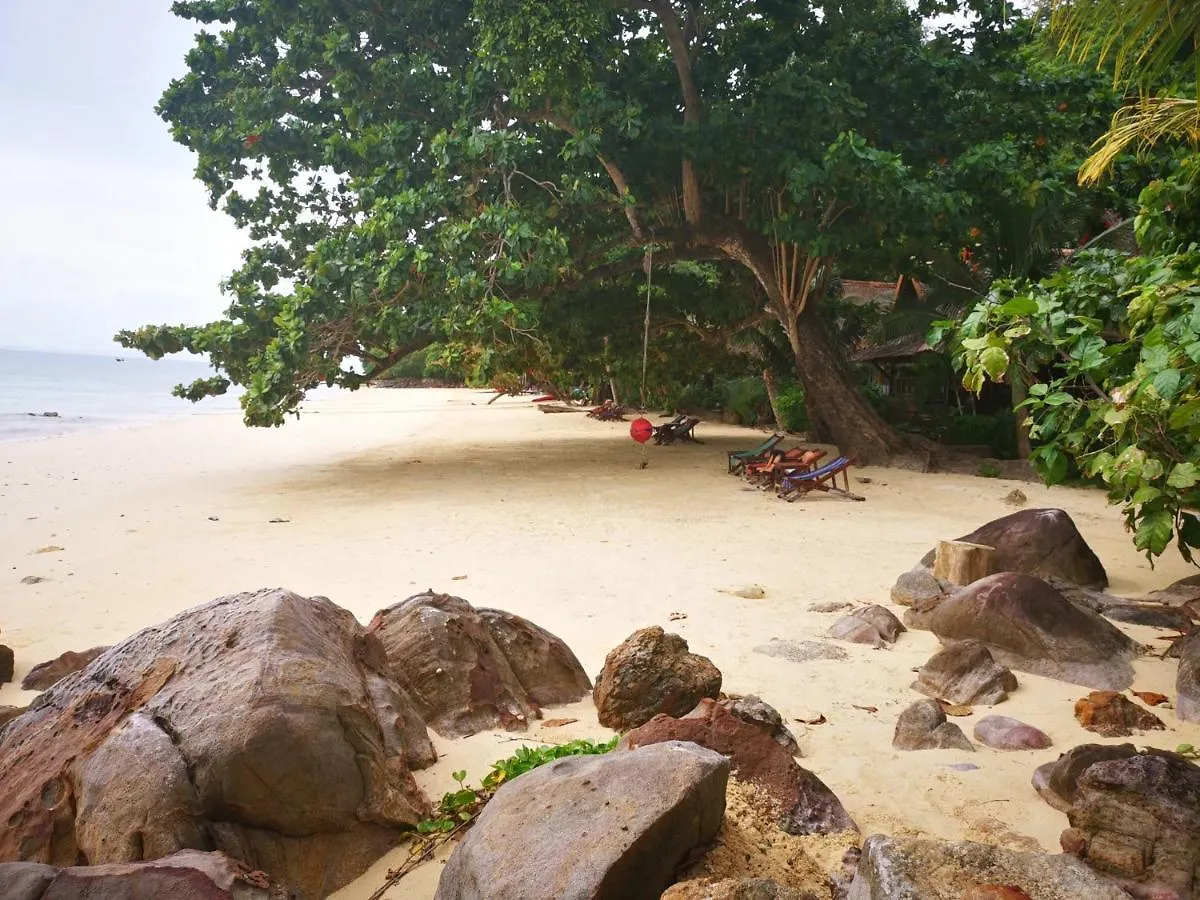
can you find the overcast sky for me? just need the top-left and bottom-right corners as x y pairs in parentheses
(0, 3), (247, 355)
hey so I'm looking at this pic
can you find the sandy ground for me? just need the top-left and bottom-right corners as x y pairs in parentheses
(1, 387), (1197, 899)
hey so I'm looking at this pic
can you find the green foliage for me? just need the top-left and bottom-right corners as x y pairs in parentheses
(416, 738), (617, 835)
(718, 377), (772, 427)
(918, 412), (1018, 459)
(774, 385), (810, 432)
(952, 168), (1200, 562)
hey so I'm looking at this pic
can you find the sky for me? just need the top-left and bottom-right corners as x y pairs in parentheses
(0, 3), (247, 355)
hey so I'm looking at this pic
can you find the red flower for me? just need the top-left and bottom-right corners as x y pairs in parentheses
(244, 134), (263, 148)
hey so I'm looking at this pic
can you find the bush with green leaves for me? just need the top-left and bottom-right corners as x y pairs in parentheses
(774, 384), (810, 432)
(943, 169), (1200, 561)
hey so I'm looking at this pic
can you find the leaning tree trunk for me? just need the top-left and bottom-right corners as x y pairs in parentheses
(762, 368), (785, 432)
(788, 303), (934, 468)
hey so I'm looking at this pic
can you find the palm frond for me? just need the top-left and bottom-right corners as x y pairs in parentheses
(1080, 96), (1200, 182)
(1047, 0), (1200, 92)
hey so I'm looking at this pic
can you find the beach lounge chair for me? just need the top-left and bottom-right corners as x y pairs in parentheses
(745, 447), (825, 486)
(727, 433), (785, 474)
(777, 456), (864, 502)
(654, 416), (702, 445)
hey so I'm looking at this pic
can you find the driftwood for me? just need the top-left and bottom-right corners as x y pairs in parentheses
(933, 540), (995, 586)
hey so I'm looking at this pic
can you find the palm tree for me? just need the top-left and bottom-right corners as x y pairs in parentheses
(1048, 0), (1200, 182)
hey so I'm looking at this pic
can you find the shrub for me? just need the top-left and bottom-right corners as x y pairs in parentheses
(774, 384), (809, 432)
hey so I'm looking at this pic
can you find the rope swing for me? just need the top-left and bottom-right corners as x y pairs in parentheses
(639, 242), (653, 412)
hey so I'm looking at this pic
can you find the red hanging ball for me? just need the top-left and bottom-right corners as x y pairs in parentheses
(630, 417), (653, 444)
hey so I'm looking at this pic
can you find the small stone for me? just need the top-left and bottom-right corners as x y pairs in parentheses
(893, 699), (974, 751)
(912, 640), (1018, 707)
(807, 601), (853, 614)
(1074, 691), (1166, 738)
(1004, 489), (1027, 507)
(752, 639), (847, 664)
(973, 715), (1052, 750)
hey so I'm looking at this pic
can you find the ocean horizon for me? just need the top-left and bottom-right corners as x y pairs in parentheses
(0, 348), (242, 441)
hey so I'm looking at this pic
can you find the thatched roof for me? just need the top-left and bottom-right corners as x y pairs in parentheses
(839, 275), (926, 310)
(850, 333), (934, 363)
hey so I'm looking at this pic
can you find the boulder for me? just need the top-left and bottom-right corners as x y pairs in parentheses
(0, 588), (436, 900)
(0, 850), (283, 899)
(0, 705), (25, 731)
(892, 699), (974, 752)
(1074, 691), (1165, 737)
(1032, 743), (1142, 812)
(434, 741), (729, 900)
(661, 878), (818, 900)
(847, 835), (1128, 900)
(889, 566), (947, 608)
(0, 644), (12, 684)
(972, 715), (1051, 750)
(911, 641), (1017, 706)
(367, 592), (592, 738)
(1175, 629), (1200, 723)
(1102, 604), (1194, 630)
(1063, 753), (1200, 898)
(927, 573), (1139, 690)
(1144, 574), (1200, 608)
(624, 699), (856, 836)
(918, 508), (1108, 588)
(594, 626), (722, 730)
(829, 606), (906, 647)
(718, 695), (801, 756)
(20, 647), (109, 691)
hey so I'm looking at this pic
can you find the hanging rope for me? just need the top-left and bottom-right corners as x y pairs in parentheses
(639, 243), (653, 411)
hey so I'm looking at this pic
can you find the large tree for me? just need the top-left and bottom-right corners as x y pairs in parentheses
(123, 0), (1100, 463)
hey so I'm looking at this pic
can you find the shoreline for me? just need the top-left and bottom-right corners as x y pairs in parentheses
(1, 386), (1196, 899)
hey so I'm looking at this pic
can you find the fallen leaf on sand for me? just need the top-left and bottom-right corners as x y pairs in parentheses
(1133, 690), (1170, 706)
(796, 714), (827, 725)
(939, 701), (974, 717)
(207, 516), (220, 522)
(668, 611), (687, 621)
(542, 718), (578, 728)
(451, 575), (468, 581)
(33, 545), (63, 554)
(719, 585), (766, 600)
(268, 517), (290, 524)
(852, 705), (878, 714)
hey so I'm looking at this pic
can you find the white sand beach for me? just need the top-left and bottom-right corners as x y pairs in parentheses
(2, 387), (1196, 899)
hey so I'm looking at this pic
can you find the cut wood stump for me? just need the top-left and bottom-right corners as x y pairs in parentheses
(933, 540), (995, 586)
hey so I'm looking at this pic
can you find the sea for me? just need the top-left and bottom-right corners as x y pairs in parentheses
(0, 348), (242, 442)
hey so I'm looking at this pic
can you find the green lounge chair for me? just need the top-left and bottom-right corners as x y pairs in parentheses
(727, 433), (784, 474)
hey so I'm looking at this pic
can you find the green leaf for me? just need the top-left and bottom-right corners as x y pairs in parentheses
(1168, 462), (1200, 489)
(1027, 383), (1049, 397)
(1131, 485), (1163, 504)
(1134, 507), (1174, 556)
(1043, 391), (1074, 406)
(998, 295), (1038, 316)
(979, 346), (1010, 381)
(1152, 368), (1182, 399)
(1042, 447), (1069, 484)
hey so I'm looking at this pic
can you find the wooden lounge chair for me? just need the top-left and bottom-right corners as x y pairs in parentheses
(727, 433), (785, 474)
(587, 400), (627, 421)
(745, 448), (825, 486)
(777, 456), (864, 502)
(654, 416), (702, 445)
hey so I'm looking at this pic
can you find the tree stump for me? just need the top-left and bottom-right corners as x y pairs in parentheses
(933, 540), (995, 586)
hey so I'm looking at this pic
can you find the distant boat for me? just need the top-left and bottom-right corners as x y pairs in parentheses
(115, 357), (125, 362)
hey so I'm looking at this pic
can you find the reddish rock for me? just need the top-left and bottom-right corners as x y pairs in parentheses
(912, 641), (1018, 706)
(928, 573), (1139, 690)
(0, 588), (435, 900)
(0, 644), (13, 684)
(830, 605), (906, 648)
(1074, 691), (1165, 738)
(593, 626), (722, 730)
(972, 715), (1051, 750)
(623, 698), (855, 835)
(0, 850), (283, 899)
(368, 592), (591, 738)
(893, 699), (974, 752)
(20, 646), (109, 691)
(434, 741), (729, 900)
(1065, 753), (1200, 898)
(918, 508), (1108, 588)
(0, 705), (25, 731)
(719, 695), (800, 756)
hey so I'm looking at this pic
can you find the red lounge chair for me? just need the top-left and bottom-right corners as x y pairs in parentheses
(777, 456), (864, 502)
(743, 447), (824, 483)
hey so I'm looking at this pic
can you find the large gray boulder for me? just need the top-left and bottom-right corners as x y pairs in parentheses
(1032, 743), (1143, 812)
(593, 626), (722, 730)
(927, 573), (1139, 690)
(0, 850), (283, 900)
(848, 835), (1128, 899)
(1176, 629), (1200, 723)
(918, 508), (1108, 588)
(434, 741), (729, 900)
(892, 699), (973, 752)
(1063, 752), (1200, 898)
(368, 592), (592, 738)
(0, 589), (435, 900)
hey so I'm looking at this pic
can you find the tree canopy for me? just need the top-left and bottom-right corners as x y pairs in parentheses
(123, 0), (1117, 463)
